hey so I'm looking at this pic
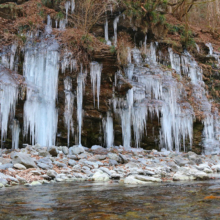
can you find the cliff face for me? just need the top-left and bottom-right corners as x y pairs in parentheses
(1, 0), (220, 154)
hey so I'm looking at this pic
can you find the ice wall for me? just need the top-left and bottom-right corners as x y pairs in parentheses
(23, 39), (59, 146)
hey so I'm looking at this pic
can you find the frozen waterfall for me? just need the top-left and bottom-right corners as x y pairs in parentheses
(90, 62), (102, 109)
(64, 77), (74, 147)
(23, 39), (59, 146)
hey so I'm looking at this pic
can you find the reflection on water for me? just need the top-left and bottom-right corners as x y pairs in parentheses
(0, 180), (220, 219)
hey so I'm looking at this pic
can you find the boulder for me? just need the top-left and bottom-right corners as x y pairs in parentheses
(107, 153), (120, 161)
(30, 181), (42, 186)
(69, 145), (85, 155)
(0, 158), (12, 164)
(0, 163), (13, 170)
(174, 156), (189, 167)
(48, 146), (58, 157)
(109, 159), (118, 166)
(12, 153), (37, 168)
(13, 163), (26, 170)
(91, 145), (103, 150)
(211, 164), (220, 172)
(124, 175), (149, 185)
(92, 170), (109, 182)
(53, 161), (67, 168)
(68, 159), (77, 166)
(37, 162), (53, 170)
(47, 170), (57, 178)
(62, 147), (69, 155)
(135, 175), (162, 182)
(38, 150), (50, 157)
(0, 178), (8, 185)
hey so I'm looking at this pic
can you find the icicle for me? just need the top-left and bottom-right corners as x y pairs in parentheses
(150, 42), (157, 64)
(195, 43), (200, 53)
(168, 47), (181, 74)
(0, 65), (18, 144)
(65, 1), (71, 22)
(12, 119), (20, 150)
(103, 112), (114, 148)
(132, 47), (142, 64)
(113, 16), (120, 46)
(71, 0), (75, 13)
(23, 40), (59, 146)
(45, 15), (52, 34)
(64, 77), (74, 147)
(77, 67), (86, 145)
(206, 42), (213, 55)
(90, 61), (102, 109)
(144, 35), (147, 54)
(59, 19), (66, 31)
(104, 19), (111, 46)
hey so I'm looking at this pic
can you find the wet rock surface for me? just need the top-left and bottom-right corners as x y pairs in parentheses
(0, 146), (219, 188)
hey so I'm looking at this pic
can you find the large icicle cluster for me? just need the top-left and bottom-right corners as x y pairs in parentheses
(64, 77), (74, 147)
(110, 44), (195, 151)
(23, 39), (60, 146)
(0, 65), (18, 144)
(90, 62), (102, 109)
(77, 68), (87, 145)
(103, 112), (114, 148)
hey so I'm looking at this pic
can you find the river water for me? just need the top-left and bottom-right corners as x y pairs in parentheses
(0, 180), (220, 220)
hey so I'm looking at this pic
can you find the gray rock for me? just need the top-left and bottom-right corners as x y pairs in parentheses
(67, 155), (78, 160)
(174, 156), (189, 167)
(167, 161), (179, 172)
(8, 168), (16, 172)
(0, 163), (13, 170)
(135, 175), (162, 182)
(109, 159), (118, 166)
(0, 157), (12, 164)
(212, 164), (220, 172)
(53, 161), (67, 168)
(0, 172), (18, 182)
(68, 159), (77, 166)
(37, 162), (53, 170)
(48, 146), (58, 157)
(100, 167), (111, 176)
(47, 170), (57, 178)
(31, 170), (42, 175)
(0, 183), (4, 188)
(62, 147), (69, 155)
(30, 181), (42, 186)
(13, 163), (26, 170)
(38, 150), (50, 157)
(0, 178), (8, 185)
(78, 153), (89, 159)
(119, 154), (128, 164)
(91, 145), (103, 150)
(107, 153), (120, 161)
(16, 175), (27, 184)
(69, 145), (85, 155)
(94, 155), (106, 160)
(12, 153), (37, 168)
(92, 170), (109, 182)
(124, 175), (149, 185)
(38, 158), (52, 165)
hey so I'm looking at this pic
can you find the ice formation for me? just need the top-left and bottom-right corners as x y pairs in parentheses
(90, 62), (102, 109)
(104, 19), (112, 46)
(12, 119), (20, 150)
(77, 68), (86, 145)
(103, 112), (114, 148)
(64, 77), (74, 147)
(0, 65), (18, 144)
(113, 16), (120, 46)
(23, 39), (59, 146)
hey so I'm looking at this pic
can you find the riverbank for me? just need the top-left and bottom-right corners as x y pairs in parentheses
(0, 145), (220, 188)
